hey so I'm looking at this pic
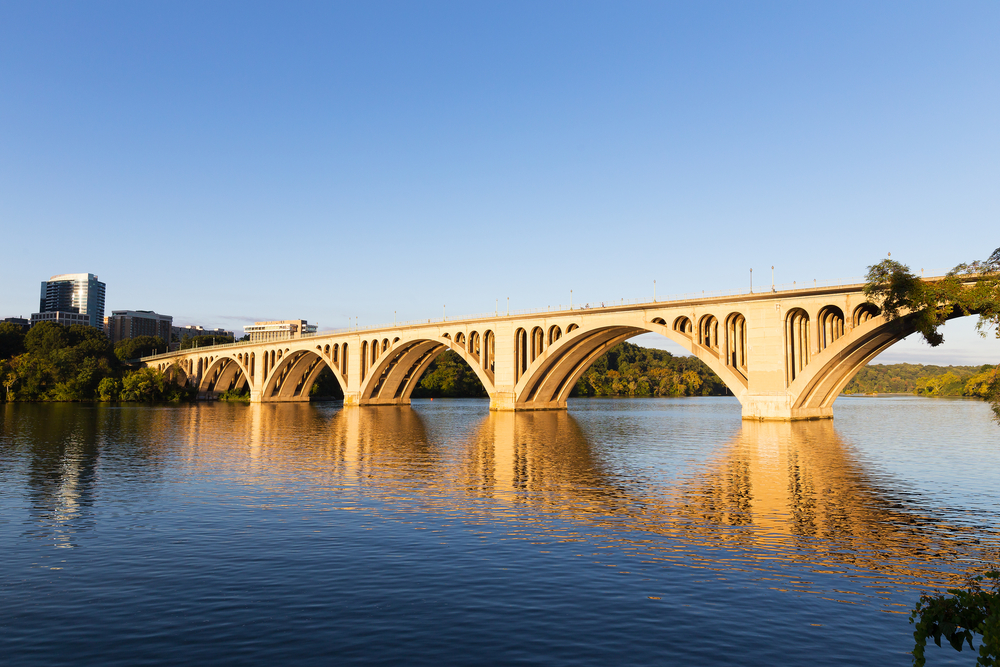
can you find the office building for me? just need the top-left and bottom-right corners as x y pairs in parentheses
(34, 273), (106, 328)
(31, 311), (91, 327)
(105, 310), (173, 344)
(244, 319), (317, 343)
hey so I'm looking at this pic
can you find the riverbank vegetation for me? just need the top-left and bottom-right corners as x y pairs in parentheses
(404, 342), (726, 399)
(0, 322), (189, 402)
(570, 341), (725, 397)
(843, 363), (998, 398)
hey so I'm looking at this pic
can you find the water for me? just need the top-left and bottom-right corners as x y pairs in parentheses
(1, 396), (997, 665)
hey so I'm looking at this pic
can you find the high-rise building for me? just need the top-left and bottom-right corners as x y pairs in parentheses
(35, 273), (106, 328)
(105, 310), (173, 344)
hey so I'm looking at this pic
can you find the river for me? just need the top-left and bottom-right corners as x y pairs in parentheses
(1, 396), (997, 665)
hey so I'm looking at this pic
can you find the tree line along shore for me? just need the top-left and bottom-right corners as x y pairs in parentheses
(0, 320), (993, 404)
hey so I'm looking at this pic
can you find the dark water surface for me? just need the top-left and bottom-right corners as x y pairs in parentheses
(1, 396), (998, 666)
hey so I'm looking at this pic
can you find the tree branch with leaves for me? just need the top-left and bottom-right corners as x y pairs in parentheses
(864, 248), (1000, 423)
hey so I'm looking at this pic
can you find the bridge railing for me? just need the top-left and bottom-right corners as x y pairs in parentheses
(139, 270), (950, 363)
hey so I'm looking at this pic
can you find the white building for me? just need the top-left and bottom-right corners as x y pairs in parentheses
(244, 319), (318, 343)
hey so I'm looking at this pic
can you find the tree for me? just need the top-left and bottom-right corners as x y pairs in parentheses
(0, 322), (26, 360)
(24, 321), (69, 356)
(115, 336), (166, 363)
(910, 571), (1000, 666)
(864, 248), (1000, 423)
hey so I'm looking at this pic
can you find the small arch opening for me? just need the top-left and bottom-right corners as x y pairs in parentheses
(515, 328), (528, 381)
(548, 325), (562, 345)
(853, 303), (881, 327)
(818, 306), (846, 351)
(698, 315), (719, 353)
(786, 308), (811, 383)
(530, 326), (544, 362)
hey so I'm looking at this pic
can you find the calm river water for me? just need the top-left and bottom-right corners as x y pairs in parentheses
(1, 396), (998, 665)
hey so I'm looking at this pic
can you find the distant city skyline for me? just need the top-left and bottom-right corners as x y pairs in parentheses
(1, 2), (996, 364)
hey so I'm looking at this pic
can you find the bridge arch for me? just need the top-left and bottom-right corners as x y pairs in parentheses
(512, 318), (748, 410)
(358, 334), (496, 405)
(198, 355), (253, 396)
(788, 306), (977, 415)
(260, 348), (348, 402)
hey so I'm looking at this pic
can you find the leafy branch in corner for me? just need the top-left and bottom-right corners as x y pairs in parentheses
(910, 570), (1000, 666)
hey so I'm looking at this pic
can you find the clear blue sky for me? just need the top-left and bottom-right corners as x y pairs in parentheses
(1, 2), (996, 363)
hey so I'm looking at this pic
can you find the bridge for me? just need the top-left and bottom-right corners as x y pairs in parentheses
(140, 278), (951, 420)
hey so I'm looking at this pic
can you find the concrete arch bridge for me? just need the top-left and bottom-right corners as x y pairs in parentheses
(141, 280), (961, 421)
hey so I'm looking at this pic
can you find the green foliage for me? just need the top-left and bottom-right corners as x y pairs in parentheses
(0, 322), (26, 360)
(412, 351), (488, 398)
(217, 388), (251, 403)
(115, 336), (166, 362)
(0, 323), (191, 403)
(97, 377), (122, 401)
(865, 250), (1000, 349)
(911, 571), (1000, 666)
(180, 335), (235, 350)
(119, 367), (193, 402)
(309, 367), (344, 399)
(865, 249), (1000, 423)
(2, 322), (119, 402)
(572, 341), (725, 398)
(25, 321), (70, 356)
(407, 343), (725, 399)
(843, 364), (990, 396)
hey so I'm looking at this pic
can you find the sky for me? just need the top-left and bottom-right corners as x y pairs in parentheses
(1, 1), (997, 364)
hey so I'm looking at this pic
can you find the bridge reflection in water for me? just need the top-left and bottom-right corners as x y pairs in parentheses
(161, 402), (1000, 598)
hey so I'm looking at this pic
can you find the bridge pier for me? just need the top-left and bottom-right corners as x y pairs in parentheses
(740, 394), (833, 421)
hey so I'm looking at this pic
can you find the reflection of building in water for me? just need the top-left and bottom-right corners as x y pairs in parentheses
(3, 405), (110, 549)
